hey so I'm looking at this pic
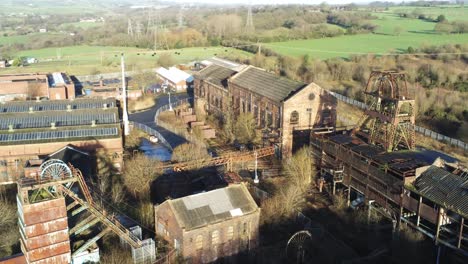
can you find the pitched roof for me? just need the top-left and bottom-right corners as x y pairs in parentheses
(195, 64), (237, 88)
(229, 66), (306, 103)
(200, 57), (246, 71)
(413, 166), (468, 217)
(166, 184), (259, 231)
(155, 67), (192, 84)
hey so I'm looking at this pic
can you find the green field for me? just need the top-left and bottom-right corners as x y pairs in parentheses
(0, 45), (252, 75)
(265, 8), (468, 59)
(387, 5), (467, 21)
(0, 33), (69, 45)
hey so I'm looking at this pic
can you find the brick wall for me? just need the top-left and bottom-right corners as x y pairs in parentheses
(194, 79), (229, 113)
(155, 201), (261, 263)
(229, 83), (281, 128)
(282, 83), (323, 157)
(182, 211), (260, 263)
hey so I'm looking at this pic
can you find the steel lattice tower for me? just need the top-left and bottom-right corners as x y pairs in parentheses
(353, 71), (416, 152)
(127, 19), (134, 36)
(246, 5), (255, 32)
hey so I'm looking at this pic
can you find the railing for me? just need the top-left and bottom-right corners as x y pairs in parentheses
(327, 91), (468, 151)
(154, 98), (191, 126)
(130, 121), (173, 151)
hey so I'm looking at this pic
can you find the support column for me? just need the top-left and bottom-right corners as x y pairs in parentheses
(458, 217), (464, 249)
(416, 195), (422, 226)
(435, 207), (442, 244)
(347, 185), (351, 207)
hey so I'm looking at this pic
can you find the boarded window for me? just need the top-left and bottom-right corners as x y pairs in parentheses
(212, 230), (220, 245)
(227, 226), (234, 240)
(290, 111), (299, 124)
(196, 235), (203, 249)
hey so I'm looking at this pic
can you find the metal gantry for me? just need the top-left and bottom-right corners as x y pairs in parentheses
(159, 146), (276, 172)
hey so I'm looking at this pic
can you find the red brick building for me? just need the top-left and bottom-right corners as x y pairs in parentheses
(154, 184), (260, 263)
(194, 64), (331, 156)
(0, 72), (75, 102)
(0, 98), (123, 184)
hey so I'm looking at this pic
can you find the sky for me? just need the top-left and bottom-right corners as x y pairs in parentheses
(170, 0), (405, 4)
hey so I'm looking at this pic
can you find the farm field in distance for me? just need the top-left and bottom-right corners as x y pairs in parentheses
(0, 45), (252, 75)
(265, 7), (468, 59)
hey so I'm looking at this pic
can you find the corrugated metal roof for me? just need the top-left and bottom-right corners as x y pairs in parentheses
(168, 184), (258, 231)
(414, 166), (468, 217)
(230, 66), (306, 103)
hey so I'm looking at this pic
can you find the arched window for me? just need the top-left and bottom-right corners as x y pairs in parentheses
(212, 230), (220, 245)
(290, 111), (299, 124)
(196, 235), (203, 250)
(227, 226), (234, 240)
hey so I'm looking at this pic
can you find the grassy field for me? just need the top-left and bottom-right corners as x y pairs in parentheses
(0, 45), (252, 75)
(387, 5), (467, 21)
(265, 8), (468, 59)
(0, 33), (69, 46)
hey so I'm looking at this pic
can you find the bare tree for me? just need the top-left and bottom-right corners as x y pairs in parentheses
(27, 81), (44, 99)
(123, 154), (162, 198)
(0, 198), (19, 258)
(234, 112), (259, 144)
(171, 143), (211, 169)
(157, 53), (175, 68)
(283, 147), (316, 190)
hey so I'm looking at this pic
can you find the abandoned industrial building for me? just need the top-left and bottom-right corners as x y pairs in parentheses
(154, 184), (260, 263)
(194, 64), (333, 157)
(0, 98), (123, 184)
(0, 72), (75, 102)
(310, 71), (468, 260)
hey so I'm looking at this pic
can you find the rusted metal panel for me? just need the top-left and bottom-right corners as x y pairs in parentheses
(30, 253), (70, 264)
(23, 198), (65, 213)
(25, 241), (70, 262)
(23, 206), (67, 226)
(24, 229), (70, 250)
(23, 218), (69, 237)
(0, 254), (26, 264)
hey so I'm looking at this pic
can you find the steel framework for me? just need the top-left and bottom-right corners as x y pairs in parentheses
(353, 71), (416, 152)
(157, 146), (276, 172)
